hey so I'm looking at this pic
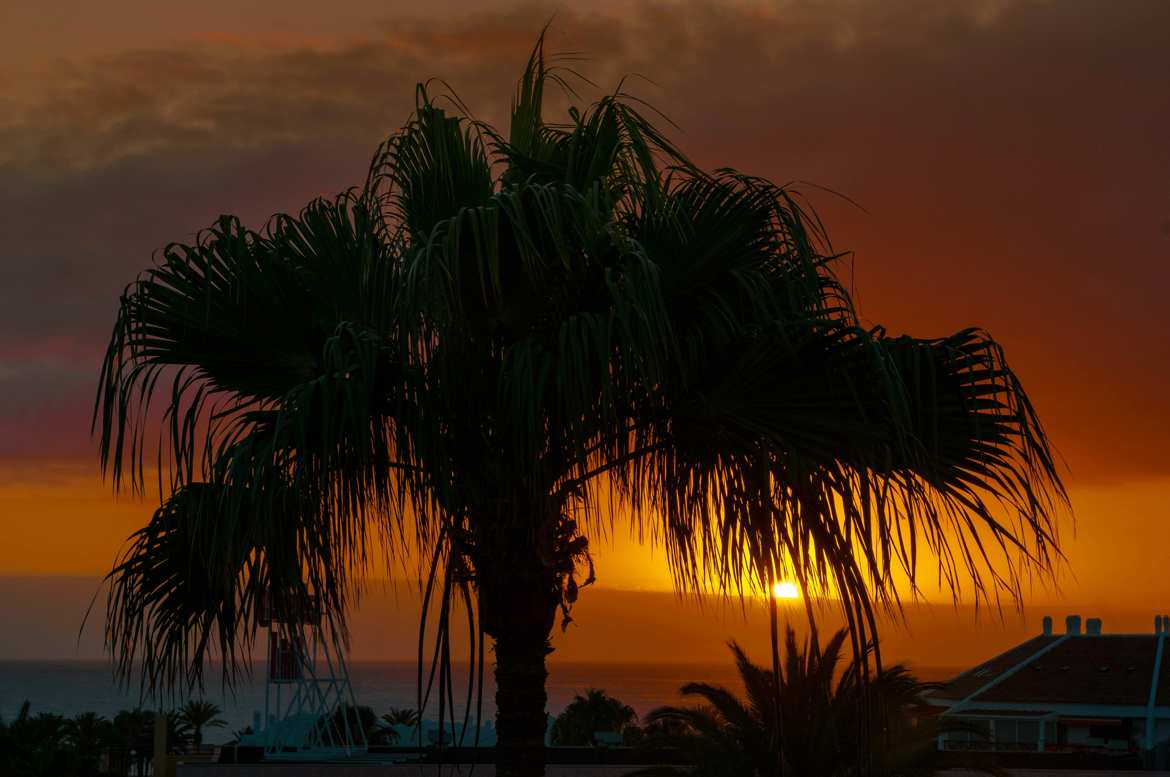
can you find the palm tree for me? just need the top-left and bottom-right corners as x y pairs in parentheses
(68, 712), (116, 777)
(112, 708), (153, 777)
(382, 706), (420, 728)
(550, 689), (636, 746)
(0, 701), (72, 777)
(641, 629), (964, 777)
(179, 700), (226, 749)
(0, 702), (28, 772)
(381, 707), (420, 744)
(94, 34), (1065, 777)
(163, 710), (193, 754)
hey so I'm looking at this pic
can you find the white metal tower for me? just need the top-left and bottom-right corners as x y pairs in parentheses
(253, 590), (367, 759)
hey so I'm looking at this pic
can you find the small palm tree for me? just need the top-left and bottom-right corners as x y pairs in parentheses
(113, 708), (153, 776)
(0, 702), (75, 777)
(382, 706), (420, 728)
(0, 702), (29, 770)
(173, 711), (193, 748)
(550, 689), (636, 746)
(179, 700), (226, 749)
(68, 712), (116, 776)
(381, 702), (418, 730)
(380, 707), (420, 744)
(642, 629), (955, 777)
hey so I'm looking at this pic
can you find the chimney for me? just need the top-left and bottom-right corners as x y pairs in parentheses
(1086, 617), (1102, 635)
(1157, 615), (1164, 634)
(1066, 615), (1082, 635)
(1042, 615), (1053, 635)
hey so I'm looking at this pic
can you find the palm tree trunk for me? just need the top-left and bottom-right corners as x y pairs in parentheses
(493, 623), (552, 777)
(478, 554), (559, 777)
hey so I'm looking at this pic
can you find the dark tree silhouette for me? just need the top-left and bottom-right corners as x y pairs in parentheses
(95, 34), (1065, 777)
(111, 708), (148, 777)
(178, 700), (226, 749)
(0, 702), (72, 777)
(550, 689), (637, 745)
(67, 712), (117, 776)
(1, 703), (123, 777)
(640, 629), (971, 777)
(112, 708), (166, 776)
(381, 707), (420, 744)
(319, 704), (380, 747)
(382, 706), (420, 728)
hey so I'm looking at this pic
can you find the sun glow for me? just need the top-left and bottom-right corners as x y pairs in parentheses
(772, 581), (800, 600)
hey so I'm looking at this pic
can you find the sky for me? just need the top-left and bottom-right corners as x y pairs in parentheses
(1, 0), (1169, 664)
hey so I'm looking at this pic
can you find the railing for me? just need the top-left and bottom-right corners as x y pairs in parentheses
(941, 739), (1039, 752)
(941, 739), (1138, 754)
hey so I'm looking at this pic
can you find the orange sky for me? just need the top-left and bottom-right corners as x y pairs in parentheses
(2, 0), (1169, 664)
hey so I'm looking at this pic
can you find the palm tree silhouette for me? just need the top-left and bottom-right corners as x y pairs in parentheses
(0, 702), (73, 777)
(67, 712), (116, 776)
(641, 629), (965, 777)
(380, 707), (420, 744)
(118, 709), (190, 761)
(95, 34), (1065, 777)
(112, 708), (157, 776)
(179, 700), (226, 749)
(382, 707), (420, 729)
(550, 689), (636, 746)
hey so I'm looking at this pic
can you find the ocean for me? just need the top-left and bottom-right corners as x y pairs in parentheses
(0, 660), (961, 746)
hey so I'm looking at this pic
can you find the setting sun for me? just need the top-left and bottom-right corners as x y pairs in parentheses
(772, 581), (800, 600)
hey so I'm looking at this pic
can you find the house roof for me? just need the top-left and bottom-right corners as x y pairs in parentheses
(933, 635), (1059, 701)
(930, 625), (1170, 711)
(979, 636), (1156, 706)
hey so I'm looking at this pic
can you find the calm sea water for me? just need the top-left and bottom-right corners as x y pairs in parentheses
(0, 660), (960, 746)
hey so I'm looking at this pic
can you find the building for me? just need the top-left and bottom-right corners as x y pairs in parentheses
(927, 614), (1170, 768)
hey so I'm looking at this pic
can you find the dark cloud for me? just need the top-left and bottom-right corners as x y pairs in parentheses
(1, 0), (1168, 481)
(0, 1), (1085, 178)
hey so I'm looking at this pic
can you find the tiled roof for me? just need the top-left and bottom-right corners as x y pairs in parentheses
(931, 635), (1057, 701)
(932, 632), (1169, 709)
(979, 636), (1156, 706)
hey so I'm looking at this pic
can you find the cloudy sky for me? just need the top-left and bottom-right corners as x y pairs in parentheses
(2, 0), (1169, 659)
